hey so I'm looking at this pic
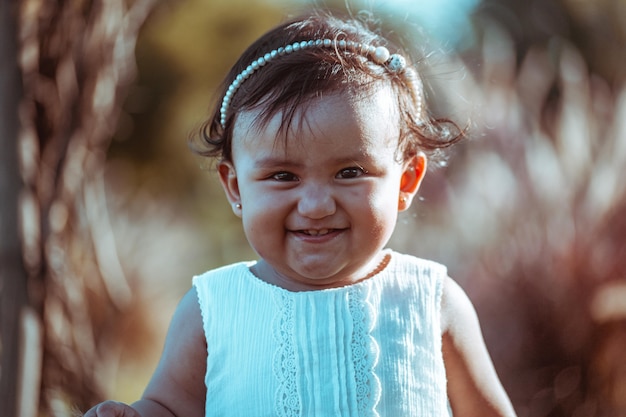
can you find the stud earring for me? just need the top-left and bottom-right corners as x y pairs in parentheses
(399, 196), (407, 206)
(235, 203), (242, 210)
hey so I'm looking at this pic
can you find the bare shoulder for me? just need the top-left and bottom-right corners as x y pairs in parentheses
(440, 276), (491, 337)
(138, 287), (207, 417)
(440, 276), (517, 417)
(440, 275), (476, 334)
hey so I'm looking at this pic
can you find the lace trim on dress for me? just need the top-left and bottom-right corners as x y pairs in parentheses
(272, 291), (301, 417)
(349, 285), (382, 416)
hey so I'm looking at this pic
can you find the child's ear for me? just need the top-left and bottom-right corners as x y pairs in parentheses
(218, 160), (242, 217)
(398, 152), (427, 211)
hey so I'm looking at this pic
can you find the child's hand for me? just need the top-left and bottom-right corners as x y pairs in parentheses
(83, 401), (142, 417)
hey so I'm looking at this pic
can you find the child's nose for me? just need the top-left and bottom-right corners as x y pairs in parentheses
(297, 184), (336, 219)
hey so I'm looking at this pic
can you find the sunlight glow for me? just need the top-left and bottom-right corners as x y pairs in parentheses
(376, 0), (480, 46)
(278, 0), (482, 48)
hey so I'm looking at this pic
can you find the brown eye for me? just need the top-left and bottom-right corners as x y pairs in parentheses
(272, 171), (299, 182)
(336, 167), (366, 179)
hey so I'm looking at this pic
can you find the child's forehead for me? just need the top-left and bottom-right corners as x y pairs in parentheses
(232, 88), (399, 155)
(232, 86), (399, 145)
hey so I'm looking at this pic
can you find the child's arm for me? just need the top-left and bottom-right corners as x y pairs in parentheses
(441, 277), (517, 417)
(84, 288), (207, 417)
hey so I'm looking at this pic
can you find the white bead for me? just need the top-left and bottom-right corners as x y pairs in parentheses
(387, 54), (406, 72)
(373, 46), (390, 64)
(219, 38), (409, 128)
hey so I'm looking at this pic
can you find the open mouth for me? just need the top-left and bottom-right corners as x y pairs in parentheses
(300, 229), (334, 236)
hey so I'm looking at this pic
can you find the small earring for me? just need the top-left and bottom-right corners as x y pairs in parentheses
(235, 203), (242, 210)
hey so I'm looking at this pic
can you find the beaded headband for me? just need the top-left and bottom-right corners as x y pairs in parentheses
(219, 38), (407, 127)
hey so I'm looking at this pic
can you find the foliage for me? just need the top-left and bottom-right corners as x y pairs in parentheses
(7, 0), (156, 414)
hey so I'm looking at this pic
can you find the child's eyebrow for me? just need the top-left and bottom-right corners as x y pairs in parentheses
(253, 154), (375, 169)
(253, 157), (303, 169)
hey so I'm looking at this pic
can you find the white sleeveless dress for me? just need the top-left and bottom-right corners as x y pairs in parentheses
(193, 249), (450, 416)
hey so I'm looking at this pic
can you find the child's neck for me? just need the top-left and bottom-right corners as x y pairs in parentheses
(250, 251), (391, 292)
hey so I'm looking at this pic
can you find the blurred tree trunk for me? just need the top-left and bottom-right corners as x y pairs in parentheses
(0, 0), (156, 415)
(0, 1), (30, 417)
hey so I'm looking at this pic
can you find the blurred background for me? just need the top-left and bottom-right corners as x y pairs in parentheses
(1, 0), (625, 416)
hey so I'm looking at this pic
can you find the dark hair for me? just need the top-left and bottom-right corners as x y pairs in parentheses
(190, 10), (464, 164)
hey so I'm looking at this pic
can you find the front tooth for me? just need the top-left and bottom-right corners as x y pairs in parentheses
(306, 229), (329, 236)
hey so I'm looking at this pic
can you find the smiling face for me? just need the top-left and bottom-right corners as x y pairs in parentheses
(218, 86), (427, 291)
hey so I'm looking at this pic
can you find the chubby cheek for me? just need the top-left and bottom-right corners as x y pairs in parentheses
(241, 218), (267, 258)
(241, 204), (284, 246)
(368, 190), (400, 233)
(242, 210), (271, 237)
(369, 206), (398, 240)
